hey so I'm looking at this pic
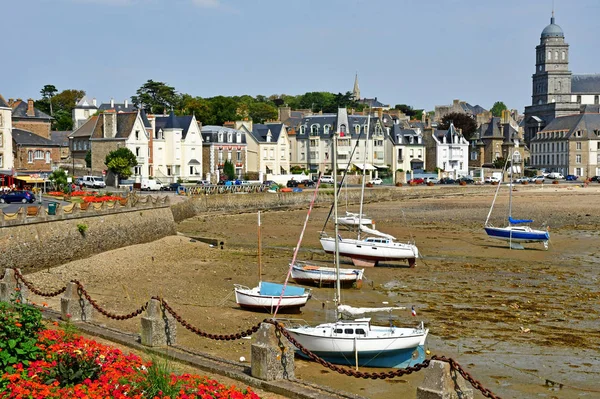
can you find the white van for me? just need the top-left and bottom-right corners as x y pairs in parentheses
(140, 179), (163, 191)
(82, 176), (106, 188)
(320, 175), (334, 184)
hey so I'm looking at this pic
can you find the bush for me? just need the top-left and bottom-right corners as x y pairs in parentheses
(0, 296), (45, 374)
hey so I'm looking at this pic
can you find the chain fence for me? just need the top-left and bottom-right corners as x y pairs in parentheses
(6, 267), (501, 398)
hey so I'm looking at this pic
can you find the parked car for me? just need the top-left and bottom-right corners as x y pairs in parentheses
(162, 183), (182, 191)
(298, 179), (315, 187)
(548, 172), (564, 179)
(140, 179), (163, 191)
(368, 177), (383, 185)
(82, 175), (106, 188)
(565, 175), (578, 181)
(195, 180), (211, 186)
(485, 176), (501, 184)
(0, 190), (36, 204)
(532, 175), (545, 182)
(458, 176), (475, 184)
(262, 180), (276, 186)
(75, 177), (84, 186)
(408, 178), (425, 184)
(424, 177), (440, 184)
(439, 177), (456, 184)
(513, 177), (530, 183)
(286, 179), (300, 188)
(590, 176), (600, 182)
(320, 175), (334, 184)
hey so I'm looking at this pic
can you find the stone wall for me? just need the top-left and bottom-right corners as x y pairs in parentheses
(0, 205), (176, 273)
(12, 120), (51, 139)
(14, 146), (60, 171)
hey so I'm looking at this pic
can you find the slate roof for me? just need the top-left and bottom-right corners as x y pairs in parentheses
(75, 96), (98, 110)
(389, 125), (423, 145)
(461, 103), (487, 115)
(433, 123), (467, 143)
(90, 112), (138, 140)
(571, 74), (600, 94)
(297, 114), (386, 140)
(140, 110), (152, 129)
(11, 101), (52, 120)
(0, 94), (9, 108)
(358, 97), (389, 108)
(154, 112), (195, 139)
(98, 102), (137, 112)
(535, 110), (600, 140)
(70, 115), (99, 138)
(201, 126), (247, 145)
(476, 117), (519, 141)
(49, 131), (72, 146)
(248, 123), (285, 143)
(12, 129), (58, 146)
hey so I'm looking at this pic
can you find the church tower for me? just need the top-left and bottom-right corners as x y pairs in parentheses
(531, 12), (572, 106)
(352, 73), (360, 101)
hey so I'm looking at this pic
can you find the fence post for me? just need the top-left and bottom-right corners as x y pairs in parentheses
(140, 298), (177, 347)
(0, 268), (28, 303)
(251, 322), (295, 381)
(60, 281), (93, 322)
(416, 359), (473, 399)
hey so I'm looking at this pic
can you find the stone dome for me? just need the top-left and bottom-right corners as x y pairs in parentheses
(541, 16), (564, 38)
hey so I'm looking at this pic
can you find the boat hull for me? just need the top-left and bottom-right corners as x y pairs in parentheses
(320, 237), (418, 267)
(234, 286), (310, 313)
(287, 323), (428, 368)
(484, 226), (549, 243)
(291, 263), (364, 288)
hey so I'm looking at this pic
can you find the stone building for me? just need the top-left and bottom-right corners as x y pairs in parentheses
(470, 110), (526, 168)
(11, 129), (60, 173)
(9, 98), (52, 139)
(72, 97), (136, 129)
(201, 125), (247, 183)
(523, 13), (600, 145)
(434, 99), (491, 126)
(530, 105), (600, 178)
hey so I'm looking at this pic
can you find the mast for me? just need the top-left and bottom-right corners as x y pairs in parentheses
(333, 131), (342, 308)
(258, 211), (262, 283)
(357, 110), (371, 239)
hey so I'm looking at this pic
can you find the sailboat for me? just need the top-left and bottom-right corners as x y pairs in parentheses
(234, 211), (311, 313)
(320, 111), (420, 267)
(290, 260), (364, 288)
(286, 128), (429, 368)
(484, 144), (550, 250)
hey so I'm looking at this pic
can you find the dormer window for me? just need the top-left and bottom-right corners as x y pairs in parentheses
(205, 135), (210, 142)
(228, 132), (233, 142)
(156, 129), (164, 140)
(300, 125), (306, 135)
(354, 124), (361, 135)
(135, 130), (140, 140)
(218, 131), (223, 142)
(266, 133), (272, 143)
(310, 124), (319, 136)
(237, 132), (241, 143)
(340, 124), (347, 135)
(375, 123), (382, 135)
(324, 124), (330, 135)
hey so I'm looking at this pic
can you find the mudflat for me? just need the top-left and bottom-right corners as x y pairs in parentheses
(26, 184), (600, 399)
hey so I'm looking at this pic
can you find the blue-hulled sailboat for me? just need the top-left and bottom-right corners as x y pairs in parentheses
(484, 145), (550, 250)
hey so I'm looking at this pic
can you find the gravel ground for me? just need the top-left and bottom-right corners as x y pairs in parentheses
(25, 184), (600, 399)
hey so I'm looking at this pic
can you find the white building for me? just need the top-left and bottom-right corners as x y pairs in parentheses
(240, 121), (290, 176)
(0, 95), (14, 175)
(152, 112), (203, 183)
(432, 123), (469, 177)
(388, 124), (426, 172)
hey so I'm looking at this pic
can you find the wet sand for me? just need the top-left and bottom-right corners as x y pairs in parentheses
(26, 184), (600, 398)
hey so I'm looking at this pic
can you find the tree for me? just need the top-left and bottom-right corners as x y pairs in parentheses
(223, 160), (235, 180)
(438, 112), (478, 141)
(105, 148), (138, 180)
(40, 85), (58, 116)
(85, 150), (92, 168)
(492, 157), (508, 169)
(249, 102), (278, 123)
(48, 169), (68, 191)
(131, 80), (178, 114)
(490, 101), (508, 117)
(52, 109), (73, 131)
(394, 104), (424, 120)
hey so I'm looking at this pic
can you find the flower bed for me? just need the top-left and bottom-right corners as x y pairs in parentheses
(47, 191), (64, 196)
(71, 190), (92, 197)
(1, 328), (260, 399)
(82, 195), (123, 203)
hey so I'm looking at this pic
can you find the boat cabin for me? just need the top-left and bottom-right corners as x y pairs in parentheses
(363, 238), (390, 245)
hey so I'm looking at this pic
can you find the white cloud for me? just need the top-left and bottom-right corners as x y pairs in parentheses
(191, 0), (221, 8)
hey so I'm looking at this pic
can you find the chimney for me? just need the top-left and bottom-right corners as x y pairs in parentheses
(278, 106), (291, 122)
(124, 99), (128, 108)
(110, 98), (115, 108)
(92, 98), (97, 107)
(27, 98), (35, 117)
(8, 98), (14, 106)
(103, 109), (117, 138)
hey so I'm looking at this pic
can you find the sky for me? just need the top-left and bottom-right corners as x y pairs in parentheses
(2, 0), (599, 114)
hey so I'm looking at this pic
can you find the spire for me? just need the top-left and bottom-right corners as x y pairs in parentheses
(551, 0), (555, 23)
(352, 73), (360, 101)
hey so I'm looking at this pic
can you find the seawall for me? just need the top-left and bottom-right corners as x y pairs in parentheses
(0, 206), (176, 273)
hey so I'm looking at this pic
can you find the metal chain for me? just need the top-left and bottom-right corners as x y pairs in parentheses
(72, 280), (148, 320)
(157, 296), (261, 340)
(431, 355), (502, 399)
(13, 268), (67, 297)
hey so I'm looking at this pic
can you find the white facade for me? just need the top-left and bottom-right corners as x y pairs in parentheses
(570, 94), (600, 105)
(0, 104), (14, 172)
(433, 124), (469, 177)
(124, 113), (151, 179)
(243, 123), (290, 175)
(72, 97), (98, 129)
(389, 127), (426, 172)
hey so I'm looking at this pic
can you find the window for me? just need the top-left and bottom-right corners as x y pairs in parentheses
(266, 133), (272, 143)
(595, 96), (599, 105)
(375, 140), (383, 147)
(135, 130), (139, 140)
(190, 166), (194, 175)
(554, 51), (558, 60)
(355, 329), (366, 335)
(354, 124), (360, 135)
(410, 149), (414, 157)
(156, 130), (164, 139)
(299, 125), (306, 135)
(218, 132), (223, 142)
(0, 153), (2, 168)
(344, 329), (353, 334)
(340, 124), (347, 135)
(547, 50), (551, 60)
(300, 152), (305, 161)
(576, 142), (582, 150)
(205, 135), (210, 142)
(269, 148), (274, 159)
(218, 150), (223, 163)
(227, 132), (233, 142)
(45, 151), (51, 163)
(310, 139), (319, 147)
(576, 154), (581, 163)
(334, 329), (343, 334)
(263, 148), (267, 159)
(471, 151), (477, 160)
(134, 166), (141, 175)
(136, 147), (140, 156)
(237, 132), (241, 143)
(227, 151), (232, 161)
(561, 51), (565, 60)
(577, 95), (582, 103)
(237, 151), (241, 161)
(34, 150), (44, 159)
(0, 132), (2, 147)
(310, 124), (319, 136)
(398, 149), (403, 160)
(324, 125), (330, 135)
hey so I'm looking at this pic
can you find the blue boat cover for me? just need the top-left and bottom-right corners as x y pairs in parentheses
(260, 281), (305, 296)
(509, 217), (533, 224)
(292, 188), (303, 193)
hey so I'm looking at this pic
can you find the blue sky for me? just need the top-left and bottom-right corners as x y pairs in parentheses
(3, 0), (599, 113)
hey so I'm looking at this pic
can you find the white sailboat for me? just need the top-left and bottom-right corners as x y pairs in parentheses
(320, 111), (419, 267)
(290, 261), (364, 288)
(484, 143), (550, 250)
(235, 211), (311, 313)
(287, 127), (429, 368)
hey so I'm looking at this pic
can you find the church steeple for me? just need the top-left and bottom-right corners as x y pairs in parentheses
(352, 73), (360, 101)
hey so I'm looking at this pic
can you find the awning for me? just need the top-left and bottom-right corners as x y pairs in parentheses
(353, 163), (376, 171)
(337, 163), (349, 170)
(188, 159), (201, 165)
(15, 176), (46, 183)
(374, 164), (389, 169)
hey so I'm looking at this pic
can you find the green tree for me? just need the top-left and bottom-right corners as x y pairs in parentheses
(40, 85), (58, 116)
(249, 102), (278, 123)
(438, 112), (478, 141)
(48, 169), (69, 191)
(52, 109), (73, 130)
(490, 101), (508, 117)
(105, 148), (138, 180)
(394, 104), (424, 120)
(492, 156), (508, 169)
(223, 160), (235, 180)
(131, 80), (178, 114)
(209, 96), (238, 125)
(85, 150), (92, 168)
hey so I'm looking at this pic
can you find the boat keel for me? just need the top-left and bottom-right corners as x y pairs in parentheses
(351, 258), (378, 267)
